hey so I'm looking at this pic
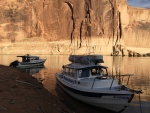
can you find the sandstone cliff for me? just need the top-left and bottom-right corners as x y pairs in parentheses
(0, 0), (150, 55)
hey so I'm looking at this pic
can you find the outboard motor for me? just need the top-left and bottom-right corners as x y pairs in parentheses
(9, 60), (19, 67)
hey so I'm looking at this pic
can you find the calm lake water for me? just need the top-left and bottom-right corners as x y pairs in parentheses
(0, 55), (150, 113)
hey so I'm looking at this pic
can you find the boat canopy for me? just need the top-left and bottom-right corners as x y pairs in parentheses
(69, 55), (104, 65)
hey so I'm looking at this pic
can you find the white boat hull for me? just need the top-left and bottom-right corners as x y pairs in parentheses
(56, 74), (134, 112)
(17, 59), (46, 68)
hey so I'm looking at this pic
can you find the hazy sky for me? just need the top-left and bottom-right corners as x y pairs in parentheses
(127, 0), (150, 8)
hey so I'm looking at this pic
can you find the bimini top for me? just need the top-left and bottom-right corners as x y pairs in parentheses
(69, 55), (104, 65)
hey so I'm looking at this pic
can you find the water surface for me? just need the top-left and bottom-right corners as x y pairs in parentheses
(0, 55), (150, 113)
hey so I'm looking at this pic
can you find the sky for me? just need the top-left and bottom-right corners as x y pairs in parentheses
(127, 0), (150, 9)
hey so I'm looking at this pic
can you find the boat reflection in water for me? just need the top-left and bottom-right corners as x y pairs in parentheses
(20, 65), (45, 75)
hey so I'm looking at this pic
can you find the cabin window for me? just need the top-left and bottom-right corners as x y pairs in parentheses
(63, 68), (77, 78)
(26, 57), (30, 62)
(91, 69), (97, 75)
(35, 57), (39, 60)
(69, 69), (76, 78)
(79, 69), (89, 78)
(91, 68), (104, 76)
(64, 68), (69, 75)
(22, 57), (26, 62)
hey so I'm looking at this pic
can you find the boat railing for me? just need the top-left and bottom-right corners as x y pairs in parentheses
(109, 74), (134, 90)
(114, 74), (134, 86)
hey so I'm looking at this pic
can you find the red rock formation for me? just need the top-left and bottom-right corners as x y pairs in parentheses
(0, 0), (150, 55)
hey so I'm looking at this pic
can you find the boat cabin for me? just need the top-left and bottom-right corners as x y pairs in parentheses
(62, 64), (108, 80)
(17, 55), (39, 62)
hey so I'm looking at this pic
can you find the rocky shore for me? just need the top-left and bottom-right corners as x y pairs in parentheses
(0, 65), (72, 113)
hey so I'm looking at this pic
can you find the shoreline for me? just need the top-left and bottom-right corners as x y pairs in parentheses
(0, 65), (72, 113)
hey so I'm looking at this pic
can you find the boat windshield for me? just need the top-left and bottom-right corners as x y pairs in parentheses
(78, 67), (107, 78)
(91, 67), (107, 77)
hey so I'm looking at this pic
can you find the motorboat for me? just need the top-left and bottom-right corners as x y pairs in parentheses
(56, 55), (142, 112)
(10, 54), (46, 68)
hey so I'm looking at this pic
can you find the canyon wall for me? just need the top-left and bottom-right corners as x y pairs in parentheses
(0, 0), (150, 55)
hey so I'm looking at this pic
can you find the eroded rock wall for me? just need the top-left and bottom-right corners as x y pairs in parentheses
(0, 0), (150, 55)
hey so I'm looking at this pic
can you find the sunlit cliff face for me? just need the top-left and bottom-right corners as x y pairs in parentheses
(0, 0), (150, 55)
